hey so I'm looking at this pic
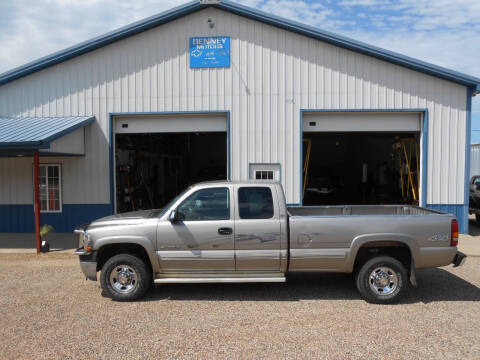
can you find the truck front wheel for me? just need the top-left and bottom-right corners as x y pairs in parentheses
(355, 256), (407, 304)
(100, 254), (152, 301)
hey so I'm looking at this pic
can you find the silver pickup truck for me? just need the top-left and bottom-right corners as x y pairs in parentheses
(75, 181), (466, 304)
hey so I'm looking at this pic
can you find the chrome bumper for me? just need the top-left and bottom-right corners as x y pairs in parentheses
(452, 251), (467, 267)
(75, 247), (97, 281)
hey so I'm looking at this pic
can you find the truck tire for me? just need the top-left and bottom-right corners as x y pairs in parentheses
(100, 254), (152, 301)
(355, 256), (407, 304)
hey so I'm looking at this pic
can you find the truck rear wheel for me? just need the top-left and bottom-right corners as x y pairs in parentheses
(100, 254), (152, 301)
(355, 256), (407, 304)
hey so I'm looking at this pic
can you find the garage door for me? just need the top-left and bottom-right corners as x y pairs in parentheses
(115, 114), (227, 133)
(114, 114), (228, 213)
(303, 112), (421, 132)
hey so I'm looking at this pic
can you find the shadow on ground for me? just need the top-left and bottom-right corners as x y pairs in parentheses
(139, 268), (480, 304)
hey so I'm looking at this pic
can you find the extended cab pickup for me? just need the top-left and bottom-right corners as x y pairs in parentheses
(75, 181), (466, 304)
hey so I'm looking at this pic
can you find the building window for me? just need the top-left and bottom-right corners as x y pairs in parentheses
(249, 163), (281, 181)
(255, 170), (274, 180)
(39, 164), (62, 212)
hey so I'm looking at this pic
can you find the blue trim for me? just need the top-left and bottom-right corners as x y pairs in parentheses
(108, 111), (231, 213)
(0, 204), (111, 232)
(464, 88), (473, 233)
(299, 108), (429, 207)
(426, 204), (468, 234)
(0, 1), (479, 88)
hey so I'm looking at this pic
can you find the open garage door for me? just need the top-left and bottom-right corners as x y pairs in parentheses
(114, 114), (227, 213)
(302, 112), (421, 206)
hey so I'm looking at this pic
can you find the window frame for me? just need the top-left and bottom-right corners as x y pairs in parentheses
(34, 163), (63, 213)
(237, 186), (275, 220)
(175, 187), (230, 222)
(254, 170), (274, 180)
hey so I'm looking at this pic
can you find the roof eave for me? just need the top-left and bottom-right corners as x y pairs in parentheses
(41, 116), (95, 143)
(0, 116), (94, 150)
(0, 1), (203, 86)
(0, 0), (478, 89)
(217, 1), (480, 88)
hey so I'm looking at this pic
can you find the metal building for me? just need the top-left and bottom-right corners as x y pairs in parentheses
(0, 0), (479, 233)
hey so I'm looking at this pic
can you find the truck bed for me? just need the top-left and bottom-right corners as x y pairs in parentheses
(286, 204), (455, 273)
(287, 205), (445, 217)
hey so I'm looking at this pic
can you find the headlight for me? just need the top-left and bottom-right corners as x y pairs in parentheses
(75, 230), (92, 252)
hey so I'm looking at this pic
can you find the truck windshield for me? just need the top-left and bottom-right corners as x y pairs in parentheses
(156, 187), (192, 218)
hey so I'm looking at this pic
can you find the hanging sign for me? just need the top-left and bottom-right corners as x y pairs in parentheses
(189, 36), (230, 68)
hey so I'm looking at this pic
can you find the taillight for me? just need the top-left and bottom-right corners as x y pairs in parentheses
(451, 219), (459, 247)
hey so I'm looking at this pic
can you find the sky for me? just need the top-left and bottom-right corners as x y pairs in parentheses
(0, 0), (479, 141)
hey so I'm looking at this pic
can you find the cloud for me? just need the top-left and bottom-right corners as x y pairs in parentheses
(0, 0), (189, 72)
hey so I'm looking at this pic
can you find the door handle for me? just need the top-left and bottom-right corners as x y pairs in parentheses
(218, 227), (233, 235)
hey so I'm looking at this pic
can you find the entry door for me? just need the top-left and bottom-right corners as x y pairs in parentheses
(157, 187), (235, 272)
(234, 185), (281, 272)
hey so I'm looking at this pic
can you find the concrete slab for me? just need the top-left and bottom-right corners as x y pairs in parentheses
(0, 233), (76, 253)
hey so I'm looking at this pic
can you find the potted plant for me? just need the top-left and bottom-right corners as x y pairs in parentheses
(40, 224), (55, 253)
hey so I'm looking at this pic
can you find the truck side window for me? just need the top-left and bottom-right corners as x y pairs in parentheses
(176, 187), (230, 221)
(238, 187), (274, 219)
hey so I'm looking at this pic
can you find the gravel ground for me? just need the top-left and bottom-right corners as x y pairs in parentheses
(1, 253), (479, 360)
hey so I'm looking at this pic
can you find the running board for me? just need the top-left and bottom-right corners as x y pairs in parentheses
(154, 277), (286, 284)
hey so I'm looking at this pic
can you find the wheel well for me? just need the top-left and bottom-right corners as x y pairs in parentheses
(96, 243), (153, 274)
(354, 241), (412, 272)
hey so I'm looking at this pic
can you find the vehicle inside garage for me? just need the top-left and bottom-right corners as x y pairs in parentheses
(302, 132), (420, 206)
(115, 132), (227, 213)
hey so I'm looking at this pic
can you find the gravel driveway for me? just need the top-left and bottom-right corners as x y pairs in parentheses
(1, 253), (479, 360)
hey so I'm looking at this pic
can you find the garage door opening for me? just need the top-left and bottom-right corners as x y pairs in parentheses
(302, 132), (420, 206)
(115, 132), (227, 213)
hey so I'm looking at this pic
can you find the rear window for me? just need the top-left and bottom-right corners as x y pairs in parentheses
(238, 187), (274, 219)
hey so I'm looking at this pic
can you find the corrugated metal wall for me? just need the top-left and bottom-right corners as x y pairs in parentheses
(0, 7), (468, 206)
(470, 144), (480, 179)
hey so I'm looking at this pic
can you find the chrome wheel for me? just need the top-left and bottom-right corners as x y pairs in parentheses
(109, 265), (138, 294)
(368, 266), (398, 296)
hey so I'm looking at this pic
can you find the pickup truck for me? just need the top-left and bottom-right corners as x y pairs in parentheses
(75, 181), (466, 304)
(469, 175), (480, 221)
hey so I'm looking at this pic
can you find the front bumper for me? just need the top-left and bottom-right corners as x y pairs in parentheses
(452, 251), (467, 267)
(75, 248), (98, 281)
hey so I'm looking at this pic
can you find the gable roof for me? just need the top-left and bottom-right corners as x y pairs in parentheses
(0, 0), (479, 91)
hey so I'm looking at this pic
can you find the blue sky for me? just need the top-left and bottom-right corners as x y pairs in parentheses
(1, 0), (479, 140)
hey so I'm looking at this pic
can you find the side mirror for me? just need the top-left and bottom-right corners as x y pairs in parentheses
(169, 210), (178, 222)
(169, 210), (185, 222)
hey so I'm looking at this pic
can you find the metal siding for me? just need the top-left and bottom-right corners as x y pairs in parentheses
(0, 7), (469, 207)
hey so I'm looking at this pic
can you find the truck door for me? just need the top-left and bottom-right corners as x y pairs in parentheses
(156, 186), (235, 272)
(234, 185), (281, 271)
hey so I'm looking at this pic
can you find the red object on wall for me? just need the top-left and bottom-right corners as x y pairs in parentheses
(33, 152), (41, 254)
